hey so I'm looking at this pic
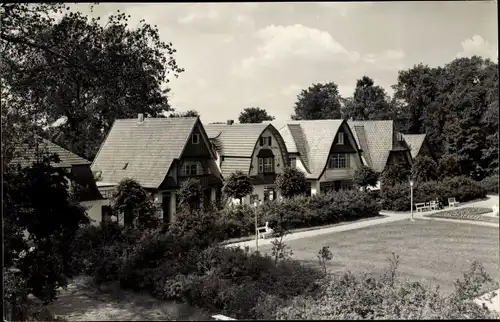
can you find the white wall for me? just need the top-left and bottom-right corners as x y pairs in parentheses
(80, 199), (110, 226)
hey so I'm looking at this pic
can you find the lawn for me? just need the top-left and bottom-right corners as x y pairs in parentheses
(426, 207), (499, 223)
(257, 219), (499, 294)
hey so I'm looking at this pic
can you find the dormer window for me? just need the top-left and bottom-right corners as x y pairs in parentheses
(192, 133), (200, 144)
(337, 132), (344, 145)
(396, 133), (404, 141)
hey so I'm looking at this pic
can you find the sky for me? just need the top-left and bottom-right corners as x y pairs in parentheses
(72, 1), (498, 124)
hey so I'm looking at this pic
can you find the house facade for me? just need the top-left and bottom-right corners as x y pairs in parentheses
(271, 119), (364, 195)
(205, 121), (289, 204)
(10, 138), (105, 224)
(91, 115), (223, 223)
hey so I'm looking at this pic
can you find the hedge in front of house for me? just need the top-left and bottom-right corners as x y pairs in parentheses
(381, 176), (487, 211)
(260, 189), (381, 231)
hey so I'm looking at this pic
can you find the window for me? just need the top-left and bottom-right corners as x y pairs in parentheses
(183, 161), (202, 175)
(258, 157), (274, 173)
(264, 187), (276, 201)
(327, 153), (350, 169)
(192, 133), (200, 144)
(337, 132), (344, 145)
(290, 156), (297, 169)
(396, 133), (404, 141)
(259, 137), (272, 146)
(250, 194), (260, 205)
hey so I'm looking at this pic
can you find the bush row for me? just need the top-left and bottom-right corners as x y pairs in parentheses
(219, 189), (381, 239)
(380, 176), (487, 211)
(70, 209), (322, 320)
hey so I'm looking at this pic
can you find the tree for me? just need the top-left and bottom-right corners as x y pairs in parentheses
(411, 156), (438, 183)
(437, 154), (462, 179)
(392, 64), (441, 135)
(380, 164), (411, 188)
(112, 178), (159, 228)
(3, 151), (89, 315)
(353, 165), (379, 190)
(343, 76), (392, 121)
(169, 110), (199, 118)
(177, 178), (203, 211)
(223, 171), (253, 204)
(276, 167), (308, 198)
(1, 4), (184, 161)
(238, 107), (275, 123)
(291, 82), (342, 120)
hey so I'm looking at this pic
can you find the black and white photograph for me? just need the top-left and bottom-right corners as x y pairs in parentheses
(2, 1), (499, 320)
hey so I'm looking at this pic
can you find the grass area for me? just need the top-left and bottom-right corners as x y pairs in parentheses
(48, 276), (211, 321)
(257, 219), (499, 294)
(221, 213), (384, 245)
(426, 207), (499, 223)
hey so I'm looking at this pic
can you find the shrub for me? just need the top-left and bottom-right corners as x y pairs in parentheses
(177, 178), (203, 211)
(276, 167), (308, 198)
(259, 197), (309, 230)
(480, 175), (499, 195)
(380, 176), (487, 211)
(113, 178), (159, 228)
(439, 176), (487, 205)
(411, 156), (438, 182)
(218, 204), (255, 239)
(380, 164), (411, 187)
(274, 259), (498, 320)
(353, 165), (379, 190)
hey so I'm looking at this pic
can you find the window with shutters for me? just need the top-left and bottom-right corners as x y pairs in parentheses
(263, 187), (276, 201)
(290, 156), (297, 168)
(259, 136), (272, 146)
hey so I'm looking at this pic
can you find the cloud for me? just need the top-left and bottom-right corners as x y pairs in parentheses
(456, 35), (498, 60)
(176, 3), (256, 31)
(234, 24), (360, 76)
(359, 49), (406, 71)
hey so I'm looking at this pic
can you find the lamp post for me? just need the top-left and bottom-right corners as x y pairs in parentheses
(410, 179), (414, 221)
(253, 198), (260, 252)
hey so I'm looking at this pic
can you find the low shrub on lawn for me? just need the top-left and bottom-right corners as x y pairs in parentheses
(381, 176), (487, 211)
(479, 175), (499, 195)
(273, 257), (499, 320)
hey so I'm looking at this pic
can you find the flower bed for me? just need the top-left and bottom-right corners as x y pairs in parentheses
(425, 207), (498, 223)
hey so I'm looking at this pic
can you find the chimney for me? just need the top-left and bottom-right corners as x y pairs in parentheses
(138, 113), (144, 122)
(227, 119), (234, 125)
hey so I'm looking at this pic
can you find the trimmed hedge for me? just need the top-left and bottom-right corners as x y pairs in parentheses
(259, 189), (381, 232)
(381, 176), (487, 211)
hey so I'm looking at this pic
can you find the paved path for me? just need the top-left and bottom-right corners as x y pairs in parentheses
(226, 195), (499, 249)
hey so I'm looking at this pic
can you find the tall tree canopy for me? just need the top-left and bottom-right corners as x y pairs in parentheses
(291, 82), (342, 120)
(169, 110), (199, 118)
(1, 3), (184, 161)
(238, 107), (275, 123)
(343, 76), (392, 121)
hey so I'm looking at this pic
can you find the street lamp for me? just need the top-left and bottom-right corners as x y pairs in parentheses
(253, 198), (261, 251)
(409, 179), (414, 221)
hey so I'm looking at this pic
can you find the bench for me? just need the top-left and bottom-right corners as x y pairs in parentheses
(448, 197), (459, 207)
(429, 200), (438, 211)
(257, 221), (274, 239)
(415, 202), (428, 212)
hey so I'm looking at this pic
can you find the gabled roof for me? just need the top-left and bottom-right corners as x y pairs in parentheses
(204, 123), (275, 177)
(348, 120), (395, 173)
(91, 117), (200, 189)
(11, 137), (90, 168)
(403, 134), (427, 159)
(270, 120), (344, 179)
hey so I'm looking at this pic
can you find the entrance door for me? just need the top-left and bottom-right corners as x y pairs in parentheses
(203, 188), (211, 208)
(334, 181), (342, 191)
